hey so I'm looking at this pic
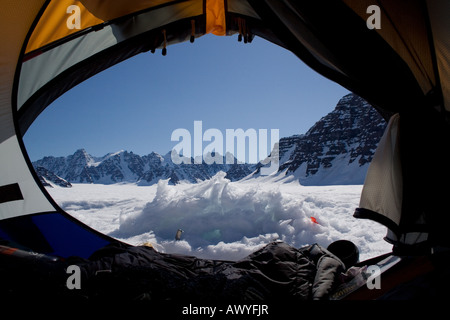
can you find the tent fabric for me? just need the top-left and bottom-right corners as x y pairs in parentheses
(0, 1), (56, 222)
(355, 114), (403, 234)
(427, 0), (450, 112)
(18, 0), (206, 113)
(25, 0), (201, 54)
(343, 0), (437, 104)
(341, 0), (450, 113)
(0, 213), (110, 258)
(1, 0), (450, 259)
(248, 0), (432, 116)
(206, 0), (227, 36)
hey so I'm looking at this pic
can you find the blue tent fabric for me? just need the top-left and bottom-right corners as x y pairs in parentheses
(0, 213), (112, 258)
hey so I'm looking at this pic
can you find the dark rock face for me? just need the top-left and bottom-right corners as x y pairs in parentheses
(275, 93), (386, 185)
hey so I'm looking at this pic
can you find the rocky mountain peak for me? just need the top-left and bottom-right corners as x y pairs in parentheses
(33, 93), (386, 187)
(276, 93), (386, 185)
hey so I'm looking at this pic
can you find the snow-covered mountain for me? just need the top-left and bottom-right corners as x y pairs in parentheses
(33, 149), (254, 186)
(33, 93), (386, 186)
(271, 93), (386, 185)
(34, 166), (72, 188)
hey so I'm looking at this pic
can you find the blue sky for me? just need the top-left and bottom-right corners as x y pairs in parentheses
(23, 34), (349, 161)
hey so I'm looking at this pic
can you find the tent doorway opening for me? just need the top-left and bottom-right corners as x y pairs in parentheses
(23, 34), (390, 262)
(3, 0), (449, 302)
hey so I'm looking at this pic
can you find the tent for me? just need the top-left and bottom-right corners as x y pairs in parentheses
(1, 0), (449, 300)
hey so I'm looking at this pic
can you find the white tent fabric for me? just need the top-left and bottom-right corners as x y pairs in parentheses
(358, 114), (403, 229)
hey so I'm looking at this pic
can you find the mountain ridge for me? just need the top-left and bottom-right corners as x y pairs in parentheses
(33, 148), (254, 186)
(33, 93), (387, 187)
(272, 93), (386, 185)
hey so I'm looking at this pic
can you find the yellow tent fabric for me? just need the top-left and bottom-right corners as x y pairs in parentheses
(206, 0), (226, 36)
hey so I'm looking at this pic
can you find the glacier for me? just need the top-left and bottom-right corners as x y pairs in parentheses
(48, 172), (392, 262)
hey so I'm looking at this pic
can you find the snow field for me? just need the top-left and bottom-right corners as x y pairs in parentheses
(47, 172), (391, 261)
